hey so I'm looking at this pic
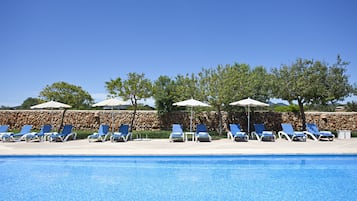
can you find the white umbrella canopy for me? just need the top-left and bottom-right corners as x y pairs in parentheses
(229, 97), (269, 134)
(30, 100), (72, 129)
(173, 98), (210, 107)
(229, 97), (269, 107)
(30, 100), (72, 109)
(92, 98), (129, 107)
(92, 98), (131, 132)
(173, 98), (211, 131)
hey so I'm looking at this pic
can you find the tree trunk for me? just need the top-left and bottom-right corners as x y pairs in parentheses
(58, 109), (67, 133)
(217, 106), (223, 135)
(298, 99), (306, 131)
(130, 99), (137, 132)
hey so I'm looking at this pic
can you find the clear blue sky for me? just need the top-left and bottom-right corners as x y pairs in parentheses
(1, 0), (356, 107)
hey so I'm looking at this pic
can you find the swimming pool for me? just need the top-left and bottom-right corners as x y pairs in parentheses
(1, 155), (356, 201)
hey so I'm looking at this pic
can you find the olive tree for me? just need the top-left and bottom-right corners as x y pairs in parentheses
(272, 56), (354, 130)
(173, 73), (200, 101)
(198, 65), (227, 135)
(197, 64), (272, 134)
(106, 73), (152, 131)
(39, 81), (93, 109)
(152, 76), (177, 116)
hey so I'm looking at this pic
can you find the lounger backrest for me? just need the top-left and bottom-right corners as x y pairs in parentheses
(98, 124), (109, 134)
(196, 124), (208, 133)
(172, 124), (183, 133)
(281, 123), (294, 135)
(306, 123), (319, 134)
(0, 125), (9, 132)
(119, 124), (129, 135)
(98, 124), (104, 133)
(254, 124), (265, 134)
(229, 124), (241, 134)
(61, 125), (73, 135)
(39, 124), (52, 134)
(19, 125), (32, 134)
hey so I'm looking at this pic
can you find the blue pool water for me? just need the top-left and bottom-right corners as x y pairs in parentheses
(1, 155), (356, 201)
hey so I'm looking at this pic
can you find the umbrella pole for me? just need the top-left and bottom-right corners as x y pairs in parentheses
(190, 107), (193, 132)
(51, 108), (53, 127)
(247, 105), (250, 137)
(111, 106), (114, 133)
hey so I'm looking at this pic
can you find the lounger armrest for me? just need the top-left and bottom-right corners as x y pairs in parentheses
(72, 132), (77, 140)
(320, 131), (332, 134)
(170, 132), (184, 137)
(171, 132), (183, 135)
(227, 131), (232, 139)
(294, 131), (304, 135)
(197, 132), (209, 136)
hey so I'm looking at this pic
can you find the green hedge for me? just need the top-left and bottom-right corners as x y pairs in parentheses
(74, 130), (226, 140)
(73, 130), (357, 140)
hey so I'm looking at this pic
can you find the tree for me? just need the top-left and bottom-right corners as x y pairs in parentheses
(152, 74), (202, 130)
(325, 55), (354, 104)
(173, 73), (199, 101)
(346, 101), (357, 112)
(250, 66), (273, 102)
(153, 76), (177, 116)
(198, 65), (226, 135)
(272, 56), (354, 130)
(39, 81), (94, 109)
(197, 64), (272, 134)
(106, 73), (152, 132)
(19, 97), (42, 109)
(223, 63), (252, 104)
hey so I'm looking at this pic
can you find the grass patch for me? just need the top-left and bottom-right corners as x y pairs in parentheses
(74, 130), (227, 140)
(131, 130), (171, 139)
(75, 130), (94, 139)
(74, 130), (357, 140)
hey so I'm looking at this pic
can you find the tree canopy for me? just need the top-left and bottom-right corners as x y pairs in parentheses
(8, 55), (356, 132)
(152, 75), (177, 116)
(272, 56), (354, 130)
(106, 72), (152, 131)
(39, 81), (93, 109)
(197, 64), (272, 134)
(19, 97), (42, 109)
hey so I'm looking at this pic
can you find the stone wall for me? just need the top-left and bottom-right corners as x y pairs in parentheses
(0, 110), (356, 132)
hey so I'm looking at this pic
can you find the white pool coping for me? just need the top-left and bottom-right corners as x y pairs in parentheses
(1, 138), (357, 156)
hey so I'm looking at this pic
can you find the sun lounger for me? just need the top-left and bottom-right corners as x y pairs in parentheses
(49, 124), (76, 142)
(110, 124), (132, 142)
(278, 123), (306, 142)
(25, 124), (52, 142)
(1, 125), (33, 142)
(88, 124), (110, 142)
(169, 124), (185, 142)
(195, 124), (211, 142)
(304, 123), (334, 141)
(228, 124), (248, 142)
(252, 123), (276, 142)
(0, 125), (11, 140)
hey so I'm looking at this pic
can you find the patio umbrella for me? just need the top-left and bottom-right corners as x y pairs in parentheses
(92, 98), (131, 132)
(30, 100), (72, 130)
(173, 98), (210, 132)
(30, 100), (72, 109)
(229, 97), (269, 134)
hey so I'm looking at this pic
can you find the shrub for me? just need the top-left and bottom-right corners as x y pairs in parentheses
(273, 105), (300, 112)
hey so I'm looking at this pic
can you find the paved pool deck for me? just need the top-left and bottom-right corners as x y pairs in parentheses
(1, 138), (356, 155)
